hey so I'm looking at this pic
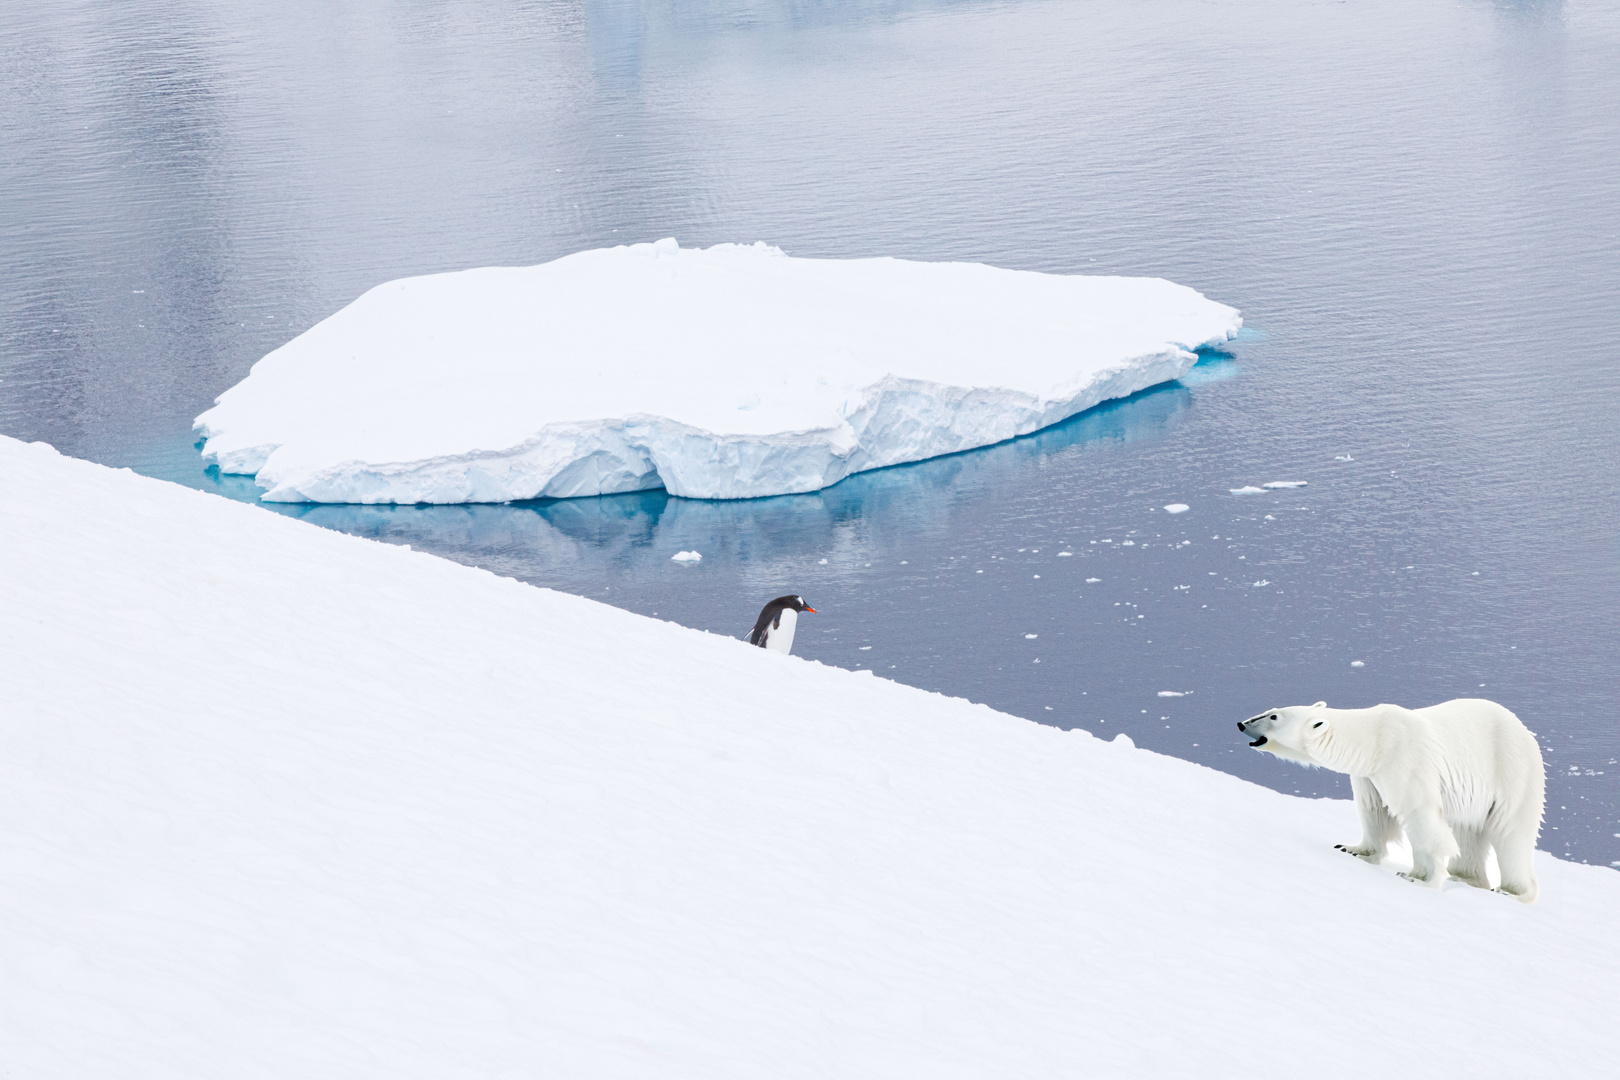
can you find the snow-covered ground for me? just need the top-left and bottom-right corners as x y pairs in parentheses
(194, 240), (1240, 503)
(3, 435), (1616, 1078)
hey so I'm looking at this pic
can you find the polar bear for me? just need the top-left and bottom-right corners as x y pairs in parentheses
(1237, 699), (1544, 902)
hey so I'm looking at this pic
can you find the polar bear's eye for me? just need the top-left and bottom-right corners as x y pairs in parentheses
(1269, 714), (1277, 721)
(1313, 721), (1324, 728)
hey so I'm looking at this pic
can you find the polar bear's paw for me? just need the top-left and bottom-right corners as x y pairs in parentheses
(1492, 885), (1538, 905)
(1334, 843), (1381, 862)
(1396, 871), (1444, 889)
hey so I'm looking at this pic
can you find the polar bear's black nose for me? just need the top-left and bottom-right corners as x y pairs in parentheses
(1237, 721), (1247, 731)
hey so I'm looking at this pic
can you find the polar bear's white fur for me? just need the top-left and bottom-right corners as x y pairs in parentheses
(1238, 699), (1544, 902)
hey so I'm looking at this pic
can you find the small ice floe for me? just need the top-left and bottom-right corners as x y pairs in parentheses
(1334, 454), (1354, 462)
(1351, 660), (1365, 667)
(818, 558), (828, 564)
(670, 550), (702, 563)
(1024, 633), (1038, 639)
(1157, 690), (1187, 698)
(1121, 540), (1135, 547)
(1033, 574), (1041, 579)
(1086, 577), (1101, 583)
(1252, 579), (1271, 587)
(1264, 514), (1275, 521)
(1230, 486), (1265, 495)
(859, 646), (872, 651)
(1057, 551), (1073, 557)
(1263, 481), (1307, 489)
(1163, 503), (1190, 514)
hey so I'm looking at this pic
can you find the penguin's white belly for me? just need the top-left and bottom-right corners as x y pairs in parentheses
(764, 607), (798, 654)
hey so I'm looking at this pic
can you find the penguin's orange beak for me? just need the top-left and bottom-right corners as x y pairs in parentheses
(804, 607), (816, 613)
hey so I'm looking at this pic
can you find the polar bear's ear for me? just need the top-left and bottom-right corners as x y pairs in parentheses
(1313, 701), (1326, 708)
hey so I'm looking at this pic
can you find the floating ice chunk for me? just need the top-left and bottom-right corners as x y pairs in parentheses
(859, 646), (872, 651)
(1252, 579), (1271, 586)
(1229, 486), (1265, 495)
(670, 550), (702, 563)
(1351, 660), (1365, 667)
(1334, 454), (1354, 461)
(1121, 541), (1135, 547)
(1163, 503), (1190, 514)
(1057, 551), (1072, 557)
(1157, 690), (1186, 698)
(818, 558), (828, 564)
(1024, 634), (1038, 639)
(1263, 481), (1307, 489)
(1086, 577), (1101, 583)
(194, 240), (1241, 504)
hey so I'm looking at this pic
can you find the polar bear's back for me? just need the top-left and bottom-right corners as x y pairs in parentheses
(1413, 698), (1544, 825)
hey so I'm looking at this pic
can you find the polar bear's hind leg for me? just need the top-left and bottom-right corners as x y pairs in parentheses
(1490, 821), (1540, 904)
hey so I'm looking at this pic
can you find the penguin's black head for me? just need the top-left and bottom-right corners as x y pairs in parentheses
(770, 594), (815, 614)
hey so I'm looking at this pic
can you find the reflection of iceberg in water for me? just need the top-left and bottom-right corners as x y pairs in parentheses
(272, 377), (1194, 585)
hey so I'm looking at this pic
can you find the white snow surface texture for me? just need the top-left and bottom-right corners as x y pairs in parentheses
(4, 436), (1618, 1079)
(193, 240), (1241, 502)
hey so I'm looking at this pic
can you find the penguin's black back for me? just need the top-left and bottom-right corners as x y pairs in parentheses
(749, 595), (804, 647)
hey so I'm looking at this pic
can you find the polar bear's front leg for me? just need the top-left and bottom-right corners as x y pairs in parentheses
(1336, 776), (1397, 862)
(1395, 805), (1461, 888)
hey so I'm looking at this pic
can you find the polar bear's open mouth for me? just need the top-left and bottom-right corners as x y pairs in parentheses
(1247, 736), (1268, 747)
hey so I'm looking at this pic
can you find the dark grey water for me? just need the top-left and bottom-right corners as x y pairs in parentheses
(4, 0), (1617, 866)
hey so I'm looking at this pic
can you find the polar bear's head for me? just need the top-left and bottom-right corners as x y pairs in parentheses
(1238, 703), (1330, 766)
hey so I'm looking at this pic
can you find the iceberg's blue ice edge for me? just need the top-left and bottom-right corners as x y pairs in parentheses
(259, 351), (1210, 504)
(195, 241), (1240, 504)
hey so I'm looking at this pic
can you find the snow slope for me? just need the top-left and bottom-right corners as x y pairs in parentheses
(193, 240), (1240, 502)
(3, 435), (1616, 1078)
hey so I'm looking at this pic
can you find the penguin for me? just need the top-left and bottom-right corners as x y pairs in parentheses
(748, 595), (815, 654)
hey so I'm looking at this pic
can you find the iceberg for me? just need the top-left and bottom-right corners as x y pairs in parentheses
(194, 239), (1240, 503)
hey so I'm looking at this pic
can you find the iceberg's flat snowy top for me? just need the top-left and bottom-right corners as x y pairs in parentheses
(194, 240), (1239, 503)
(4, 436), (1616, 1078)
